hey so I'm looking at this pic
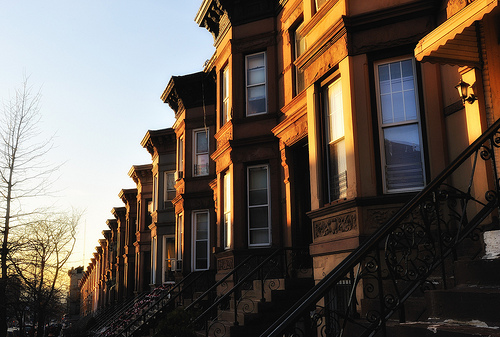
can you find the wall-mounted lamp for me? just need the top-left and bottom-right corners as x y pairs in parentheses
(455, 79), (477, 104)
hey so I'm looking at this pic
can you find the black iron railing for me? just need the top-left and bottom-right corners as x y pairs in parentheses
(95, 271), (214, 337)
(91, 291), (150, 336)
(190, 247), (311, 337)
(261, 118), (500, 337)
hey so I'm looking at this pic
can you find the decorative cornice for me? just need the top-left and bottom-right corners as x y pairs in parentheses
(161, 71), (216, 119)
(214, 121), (233, 153)
(101, 231), (112, 241)
(343, 0), (437, 33)
(140, 128), (176, 158)
(307, 194), (417, 220)
(111, 206), (126, 219)
(195, 0), (226, 39)
(272, 91), (307, 147)
(196, 0), (282, 42)
(106, 219), (117, 231)
(118, 188), (138, 205)
(128, 164), (153, 184)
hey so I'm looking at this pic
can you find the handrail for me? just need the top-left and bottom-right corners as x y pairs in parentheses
(190, 247), (311, 336)
(191, 249), (282, 327)
(261, 118), (500, 337)
(93, 291), (150, 336)
(116, 271), (212, 337)
(185, 254), (255, 312)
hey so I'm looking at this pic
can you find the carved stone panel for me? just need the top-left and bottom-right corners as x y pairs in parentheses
(363, 205), (423, 233)
(313, 211), (357, 241)
(217, 256), (234, 271)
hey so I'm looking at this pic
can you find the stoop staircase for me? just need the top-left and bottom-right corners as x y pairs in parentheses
(261, 118), (500, 337)
(203, 277), (314, 337)
(88, 271), (215, 337)
(188, 248), (314, 337)
(387, 232), (500, 337)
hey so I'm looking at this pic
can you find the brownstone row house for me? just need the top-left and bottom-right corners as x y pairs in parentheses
(77, 0), (500, 336)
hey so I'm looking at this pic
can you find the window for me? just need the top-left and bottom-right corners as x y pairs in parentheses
(315, 0), (328, 11)
(193, 210), (209, 270)
(324, 78), (347, 202)
(146, 199), (153, 227)
(151, 235), (157, 284)
(193, 129), (209, 176)
(246, 52), (267, 115)
(164, 171), (176, 207)
(293, 21), (306, 95)
(162, 235), (175, 284)
(375, 57), (425, 193)
(247, 165), (271, 247)
(175, 213), (184, 271)
(222, 66), (230, 124)
(153, 174), (158, 212)
(177, 136), (184, 180)
(223, 172), (232, 250)
(134, 251), (140, 292)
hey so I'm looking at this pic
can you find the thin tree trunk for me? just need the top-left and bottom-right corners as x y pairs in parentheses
(0, 179), (13, 337)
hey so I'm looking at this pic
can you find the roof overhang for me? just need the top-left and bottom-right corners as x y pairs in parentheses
(415, 0), (499, 67)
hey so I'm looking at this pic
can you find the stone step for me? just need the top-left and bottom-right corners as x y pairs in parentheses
(454, 259), (500, 286)
(425, 286), (500, 325)
(388, 320), (500, 337)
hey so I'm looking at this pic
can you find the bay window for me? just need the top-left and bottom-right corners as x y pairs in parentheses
(375, 57), (425, 193)
(164, 171), (176, 207)
(223, 172), (232, 250)
(324, 78), (347, 202)
(246, 52), (267, 115)
(247, 165), (271, 247)
(293, 21), (305, 95)
(153, 174), (158, 212)
(193, 210), (209, 270)
(177, 136), (184, 180)
(222, 66), (230, 124)
(175, 213), (183, 271)
(162, 235), (175, 284)
(151, 235), (157, 284)
(193, 129), (209, 176)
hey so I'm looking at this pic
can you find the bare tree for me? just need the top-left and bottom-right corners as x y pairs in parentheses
(9, 211), (80, 337)
(0, 78), (57, 337)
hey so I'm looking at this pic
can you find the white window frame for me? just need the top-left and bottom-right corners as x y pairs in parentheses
(192, 210), (210, 271)
(151, 235), (157, 284)
(293, 21), (306, 95)
(223, 172), (232, 250)
(176, 135), (184, 180)
(134, 251), (140, 292)
(164, 171), (176, 207)
(374, 56), (426, 193)
(222, 66), (230, 124)
(324, 78), (347, 202)
(315, 0), (328, 11)
(153, 173), (158, 212)
(193, 128), (209, 177)
(245, 51), (267, 116)
(162, 235), (176, 284)
(175, 213), (184, 271)
(247, 164), (271, 247)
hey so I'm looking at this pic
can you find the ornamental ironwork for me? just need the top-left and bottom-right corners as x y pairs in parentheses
(261, 118), (500, 337)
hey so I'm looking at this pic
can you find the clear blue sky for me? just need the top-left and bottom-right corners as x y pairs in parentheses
(0, 1), (215, 268)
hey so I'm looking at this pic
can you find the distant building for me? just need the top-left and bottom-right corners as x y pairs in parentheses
(67, 266), (83, 319)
